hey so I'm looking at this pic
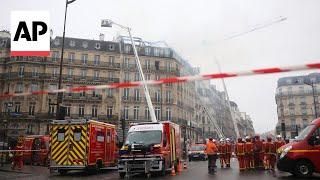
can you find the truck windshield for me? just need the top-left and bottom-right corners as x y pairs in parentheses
(296, 125), (315, 141)
(125, 130), (162, 145)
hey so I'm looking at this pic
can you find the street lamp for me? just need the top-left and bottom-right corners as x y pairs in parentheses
(56, 0), (76, 120)
(304, 81), (318, 119)
(101, 19), (157, 122)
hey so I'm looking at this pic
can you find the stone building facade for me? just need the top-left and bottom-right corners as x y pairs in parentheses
(275, 73), (319, 139)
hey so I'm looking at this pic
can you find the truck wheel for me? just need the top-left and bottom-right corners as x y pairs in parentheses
(295, 160), (314, 177)
(119, 172), (126, 179)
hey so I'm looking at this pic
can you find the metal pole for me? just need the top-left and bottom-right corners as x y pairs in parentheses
(127, 28), (157, 122)
(57, 0), (68, 120)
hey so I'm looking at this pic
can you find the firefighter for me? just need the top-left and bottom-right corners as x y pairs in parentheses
(235, 138), (246, 171)
(11, 139), (24, 170)
(275, 135), (286, 158)
(244, 136), (254, 169)
(264, 137), (276, 171)
(205, 137), (219, 174)
(225, 138), (232, 168)
(253, 135), (263, 169)
(218, 138), (226, 168)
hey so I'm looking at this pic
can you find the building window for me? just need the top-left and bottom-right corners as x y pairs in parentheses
(95, 43), (101, 49)
(124, 106), (129, 120)
(145, 74), (151, 80)
(94, 55), (100, 65)
(107, 106), (113, 118)
(31, 83), (38, 92)
(69, 40), (75, 47)
(166, 91), (171, 103)
(18, 66), (24, 77)
(134, 89), (140, 101)
(109, 56), (115, 64)
(155, 90), (161, 102)
(145, 59), (151, 70)
(166, 108), (172, 121)
(94, 70), (100, 80)
(79, 105), (85, 117)
(66, 106), (71, 117)
(49, 105), (55, 115)
(82, 41), (88, 48)
(67, 68), (73, 77)
(15, 103), (21, 113)
(145, 47), (150, 55)
(107, 89), (113, 97)
(300, 96), (306, 104)
(80, 90), (86, 97)
(124, 58), (129, 68)
(133, 106), (139, 120)
(154, 48), (159, 56)
(165, 61), (171, 71)
(108, 71), (114, 79)
(32, 67), (39, 77)
(145, 107), (150, 120)
(299, 86), (304, 93)
(286, 79), (292, 84)
(124, 72), (130, 82)
(156, 75), (161, 80)
(164, 48), (170, 57)
(155, 61), (160, 70)
(108, 44), (114, 51)
(29, 103), (35, 116)
(81, 69), (87, 79)
(124, 45), (131, 53)
(135, 73), (140, 81)
(52, 51), (59, 61)
(81, 54), (88, 64)
(49, 84), (58, 91)
(155, 107), (161, 120)
(68, 52), (75, 62)
(15, 83), (23, 93)
(52, 67), (58, 77)
(123, 88), (129, 100)
(92, 105), (98, 117)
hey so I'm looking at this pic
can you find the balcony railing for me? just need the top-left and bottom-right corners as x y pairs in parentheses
(63, 93), (102, 101)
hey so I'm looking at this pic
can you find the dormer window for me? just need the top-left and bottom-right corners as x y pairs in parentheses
(124, 45), (131, 53)
(69, 40), (75, 47)
(154, 48), (159, 56)
(164, 48), (170, 57)
(145, 47), (150, 55)
(82, 41), (88, 48)
(95, 43), (101, 49)
(108, 44), (114, 51)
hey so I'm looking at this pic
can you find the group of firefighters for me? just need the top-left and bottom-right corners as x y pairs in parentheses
(205, 135), (286, 173)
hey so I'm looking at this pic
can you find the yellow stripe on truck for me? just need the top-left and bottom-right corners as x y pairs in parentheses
(290, 150), (320, 153)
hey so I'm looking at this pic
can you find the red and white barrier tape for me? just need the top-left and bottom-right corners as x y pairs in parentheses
(0, 62), (319, 99)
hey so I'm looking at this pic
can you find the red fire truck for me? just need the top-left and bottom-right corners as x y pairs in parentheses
(118, 121), (182, 178)
(50, 119), (119, 175)
(23, 135), (50, 166)
(277, 118), (320, 177)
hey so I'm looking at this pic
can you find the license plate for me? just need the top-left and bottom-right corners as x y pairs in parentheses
(193, 155), (199, 157)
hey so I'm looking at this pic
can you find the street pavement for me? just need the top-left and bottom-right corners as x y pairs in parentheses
(0, 158), (319, 179)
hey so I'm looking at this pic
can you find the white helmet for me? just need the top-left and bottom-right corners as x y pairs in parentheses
(245, 136), (251, 140)
(277, 135), (282, 139)
(226, 138), (230, 142)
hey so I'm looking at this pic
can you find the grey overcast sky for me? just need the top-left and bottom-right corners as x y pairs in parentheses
(1, 0), (319, 133)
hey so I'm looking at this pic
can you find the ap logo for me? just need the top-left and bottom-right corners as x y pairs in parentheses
(11, 11), (50, 56)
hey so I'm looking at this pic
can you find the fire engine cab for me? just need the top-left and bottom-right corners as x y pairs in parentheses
(277, 118), (320, 177)
(49, 119), (119, 175)
(118, 121), (182, 178)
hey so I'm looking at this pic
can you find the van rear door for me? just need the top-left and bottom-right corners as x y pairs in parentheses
(68, 124), (87, 166)
(50, 123), (69, 166)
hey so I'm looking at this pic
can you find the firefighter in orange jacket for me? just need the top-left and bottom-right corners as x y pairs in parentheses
(253, 135), (264, 169)
(205, 138), (219, 173)
(235, 138), (246, 171)
(225, 138), (232, 168)
(244, 136), (254, 169)
(11, 141), (24, 170)
(274, 135), (286, 158)
(264, 137), (276, 171)
(218, 138), (227, 168)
